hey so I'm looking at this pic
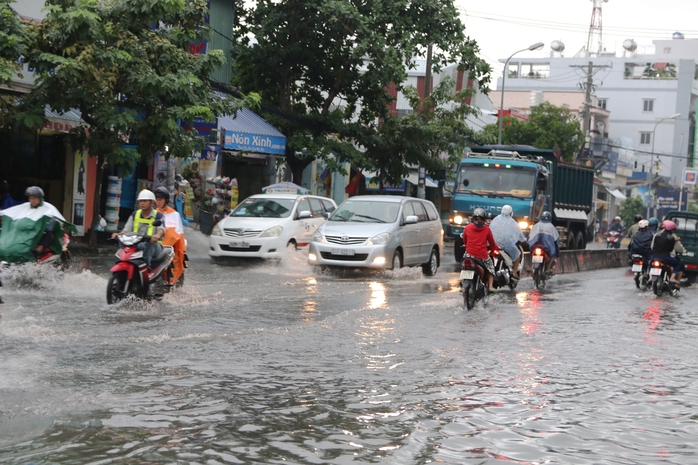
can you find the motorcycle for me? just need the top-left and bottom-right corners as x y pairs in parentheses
(531, 245), (554, 289)
(460, 255), (490, 310)
(491, 245), (523, 291)
(107, 231), (175, 304)
(605, 230), (622, 249)
(630, 254), (650, 290)
(649, 258), (679, 297)
(37, 233), (72, 270)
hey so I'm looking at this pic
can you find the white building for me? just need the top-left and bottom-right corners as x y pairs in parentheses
(497, 36), (698, 186)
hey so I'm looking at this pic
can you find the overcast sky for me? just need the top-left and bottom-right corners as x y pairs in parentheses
(455, 0), (698, 88)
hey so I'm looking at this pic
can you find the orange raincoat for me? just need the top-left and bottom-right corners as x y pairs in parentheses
(157, 205), (186, 283)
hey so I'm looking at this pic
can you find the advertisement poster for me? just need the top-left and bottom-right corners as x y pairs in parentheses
(364, 175), (405, 193)
(183, 185), (195, 221)
(71, 151), (87, 236)
(199, 145), (220, 180)
(153, 151), (169, 190)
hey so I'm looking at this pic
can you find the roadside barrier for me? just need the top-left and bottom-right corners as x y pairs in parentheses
(522, 248), (626, 275)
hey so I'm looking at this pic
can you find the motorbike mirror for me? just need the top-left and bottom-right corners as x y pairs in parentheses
(462, 179), (469, 187)
(152, 220), (162, 227)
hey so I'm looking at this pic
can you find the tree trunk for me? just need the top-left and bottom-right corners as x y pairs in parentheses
(89, 154), (105, 248)
(287, 150), (310, 187)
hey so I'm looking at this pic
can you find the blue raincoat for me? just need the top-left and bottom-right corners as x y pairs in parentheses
(489, 214), (525, 260)
(528, 221), (561, 257)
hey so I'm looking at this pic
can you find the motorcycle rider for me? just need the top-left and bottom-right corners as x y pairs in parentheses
(626, 214), (643, 240)
(461, 207), (500, 292)
(528, 211), (560, 273)
(154, 187), (186, 284)
(629, 219), (652, 263)
(648, 217), (659, 234)
(651, 220), (684, 289)
(111, 189), (165, 268)
(489, 205), (525, 281)
(607, 216), (625, 248)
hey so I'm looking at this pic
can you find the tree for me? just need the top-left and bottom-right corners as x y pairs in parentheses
(619, 196), (645, 226)
(232, 0), (491, 182)
(474, 102), (584, 161)
(0, 0), (28, 126)
(18, 0), (257, 245)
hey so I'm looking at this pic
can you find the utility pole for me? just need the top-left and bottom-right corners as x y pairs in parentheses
(418, 43), (432, 199)
(570, 61), (611, 160)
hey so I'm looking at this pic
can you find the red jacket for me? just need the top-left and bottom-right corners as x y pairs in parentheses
(461, 223), (499, 259)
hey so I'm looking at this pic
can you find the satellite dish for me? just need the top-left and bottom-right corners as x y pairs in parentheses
(623, 39), (637, 52)
(551, 40), (565, 53)
(673, 31), (685, 40)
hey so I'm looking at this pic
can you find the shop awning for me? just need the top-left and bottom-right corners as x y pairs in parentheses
(608, 189), (627, 200)
(220, 108), (286, 155)
(43, 107), (83, 133)
(554, 208), (589, 221)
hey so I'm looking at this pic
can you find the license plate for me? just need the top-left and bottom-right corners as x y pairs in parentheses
(331, 248), (355, 256)
(532, 256), (544, 263)
(230, 241), (250, 248)
(649, 267), (662, 276)
(460, 270), (474, 279)
(631, 264), (643, 272)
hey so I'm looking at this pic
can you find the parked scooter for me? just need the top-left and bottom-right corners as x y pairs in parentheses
(491, 245), (523, 291)
(630, 254), (650, 290)
(649, 258), (679, 297)
(461, 255), (490, 310)
(531, 245), (554, 289)
(107, 231), (175, 304)
(605, 230), (622, 249)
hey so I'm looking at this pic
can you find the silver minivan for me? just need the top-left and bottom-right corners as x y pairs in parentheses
(308, 195), (444, 275)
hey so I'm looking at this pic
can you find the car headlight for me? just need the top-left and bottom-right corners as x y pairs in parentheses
(211, 224), (222, 236)
(366, 232), (390, 246)
(260, 225), (283, 237)
(453, 215), (464, 225)
(518, 220), (529, 230)
(312, 231), (325, 243)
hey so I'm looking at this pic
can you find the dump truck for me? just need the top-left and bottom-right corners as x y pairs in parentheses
(448, 145), (595, 261)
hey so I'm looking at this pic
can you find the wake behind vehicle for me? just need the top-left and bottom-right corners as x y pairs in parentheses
(107, 231), (175, 304)
(308, 196), (443, 275)
(208, 193), (337, 260)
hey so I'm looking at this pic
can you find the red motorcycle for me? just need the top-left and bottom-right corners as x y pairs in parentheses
(37, 233), (72, 270)
(461, 255), (490, 310)
(605, 230), (622, 249)
(107, 231), (175, 304)
(531, 245), (553, 289)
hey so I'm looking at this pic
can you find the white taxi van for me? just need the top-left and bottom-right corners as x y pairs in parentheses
(208, 193), (337, 259)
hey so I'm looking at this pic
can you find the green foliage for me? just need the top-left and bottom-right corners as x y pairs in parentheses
(474, 102), (584, 161)
(0, 0), (28, 125)
(619, 196), (645, 226)
(232, 0), (491, 181)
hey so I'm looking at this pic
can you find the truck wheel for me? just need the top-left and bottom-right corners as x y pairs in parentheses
(575, 231), (585, 250)
(454, 236), (464, 262)
(566, 233), (576, 250)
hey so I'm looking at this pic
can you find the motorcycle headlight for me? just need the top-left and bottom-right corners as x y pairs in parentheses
(366, 232), (390, 246)
(312, 231), (325, 243)
(518, 220), (529, 230)
(260, 225), (283, 237)
(453, 215), (464, 225)
(211, 224), (222, 236)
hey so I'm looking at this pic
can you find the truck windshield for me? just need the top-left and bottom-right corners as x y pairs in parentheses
(456, 164), (536, 199)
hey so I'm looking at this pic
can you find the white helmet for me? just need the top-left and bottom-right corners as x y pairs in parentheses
(137, 189), (156, 201)
(501, 205), (513, 217)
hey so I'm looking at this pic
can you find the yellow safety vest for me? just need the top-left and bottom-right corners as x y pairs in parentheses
(133, 210), (156, 236)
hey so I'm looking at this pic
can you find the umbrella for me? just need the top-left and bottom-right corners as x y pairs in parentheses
(261, 182), (309, 195)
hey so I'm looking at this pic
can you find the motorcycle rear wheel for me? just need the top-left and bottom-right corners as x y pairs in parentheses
(107, 271), (128, 304)
(533, 266), (541, 289)
(653, 273), (665, 297)
(463, 278), (476, 310)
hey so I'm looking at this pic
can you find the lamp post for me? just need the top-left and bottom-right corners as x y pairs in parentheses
(649, 113), (680, 217)
(497, 42), (545, 145)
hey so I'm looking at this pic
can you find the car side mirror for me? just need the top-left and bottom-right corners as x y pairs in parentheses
(298, 210), (312, 219)
(405, 215), (419, 224)
(323, 212), (331, 219)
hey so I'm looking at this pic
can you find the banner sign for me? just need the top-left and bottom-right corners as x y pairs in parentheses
(71, 151), (87, 236)
(683, 169), (697, 185)
(223, 131), (286, 155)
(364, 176), (405, 193)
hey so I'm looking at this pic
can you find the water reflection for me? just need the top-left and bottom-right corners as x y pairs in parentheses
(516, 291), (543, 335)
(301, 277), (318, 322)
(368, 281), (386, 309)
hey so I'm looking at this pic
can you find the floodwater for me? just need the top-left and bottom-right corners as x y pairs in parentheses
(0, 233), (697, 464)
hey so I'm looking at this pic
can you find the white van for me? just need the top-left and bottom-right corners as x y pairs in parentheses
(208, 194), (337, 259)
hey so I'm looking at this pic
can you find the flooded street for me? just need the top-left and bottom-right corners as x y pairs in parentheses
(1, 231), (697, 464)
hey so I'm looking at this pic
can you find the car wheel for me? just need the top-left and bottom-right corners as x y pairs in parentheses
(391, 250), (403, 270)
(454, 236), (464, 262)
(575, 231), (585, 250)
(286, 240), (297, 250)
(422, 248), (438, 276)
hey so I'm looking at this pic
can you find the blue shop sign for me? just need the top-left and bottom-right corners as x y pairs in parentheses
(223, 131), (286, 155)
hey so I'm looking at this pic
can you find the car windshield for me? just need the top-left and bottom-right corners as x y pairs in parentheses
(456, 164), (536, 199)
(329, 201), (400, 223)
(230, 197), (295, 218)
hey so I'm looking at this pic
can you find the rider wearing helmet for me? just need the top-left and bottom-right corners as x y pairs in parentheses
(112, 189), (166, 268)
(609, 216), (625, 235)
(154, 187), (187, 284)
(489, 205), (525, 280)
(648, 217), (659, 234)
(626, 214), (643, 240)
(528, 211), (561, 272)
(651, 220), (684, 287)
(461, 207), (500, 292)
(25, 186), (54, 258)
(629, 219), (652, 263)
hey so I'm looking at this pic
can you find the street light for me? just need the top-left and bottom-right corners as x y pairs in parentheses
(650, 112), (681, 217)
(497, 42), (545, 145)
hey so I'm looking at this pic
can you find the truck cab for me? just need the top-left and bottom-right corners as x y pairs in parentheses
(663, 211), (698, 281)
